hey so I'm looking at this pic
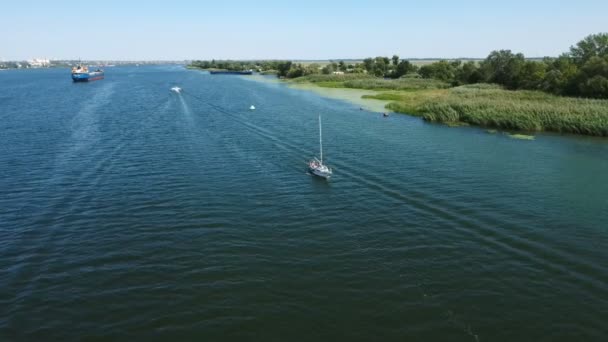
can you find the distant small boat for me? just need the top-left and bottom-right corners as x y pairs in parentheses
(170, 86), (182, 93)
(250, 105), (255, 110)
(383, 112), (389, 117)
(308, 114), (332, 179)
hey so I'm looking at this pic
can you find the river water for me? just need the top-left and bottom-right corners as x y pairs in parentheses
(1, 66), (607, 341)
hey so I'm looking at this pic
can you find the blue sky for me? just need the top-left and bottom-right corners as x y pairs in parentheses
(1, 0), (606, 60)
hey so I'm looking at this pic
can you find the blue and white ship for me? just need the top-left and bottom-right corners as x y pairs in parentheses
(71, 64), (104, 82)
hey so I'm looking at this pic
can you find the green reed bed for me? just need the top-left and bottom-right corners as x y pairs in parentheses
(290, 74), (375, 84)
(342, 77), (450, 91)
(290, 75), (449, 91)
(420, 86), (608, 136)
(364, 84), (608, 136)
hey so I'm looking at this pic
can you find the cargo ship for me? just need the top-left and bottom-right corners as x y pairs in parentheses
(71, 64), (104, 82)
(209, 70), (253, 75)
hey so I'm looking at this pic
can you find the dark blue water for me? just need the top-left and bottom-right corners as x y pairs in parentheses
(1, 66), (607, 341)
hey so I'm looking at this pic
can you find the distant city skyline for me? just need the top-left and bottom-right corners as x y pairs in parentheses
(1, 0), (607, 60)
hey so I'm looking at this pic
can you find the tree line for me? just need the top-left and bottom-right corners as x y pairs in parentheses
(189, 33), (608, 99)
(354, 33), (608, 98)
(415, 32), (608, 99)
(189, 60), (285, 72)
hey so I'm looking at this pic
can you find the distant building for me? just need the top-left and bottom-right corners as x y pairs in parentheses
(28, 58), (50, 68)
(332, 71), (344, 75)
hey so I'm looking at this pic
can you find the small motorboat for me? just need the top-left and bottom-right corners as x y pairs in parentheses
(250, 105), (256, 110)
(170, 86), (182, 93)
(383, 112), (389, 117)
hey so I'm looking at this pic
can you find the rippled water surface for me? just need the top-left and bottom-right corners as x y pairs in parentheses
(1, 66), (607, 341)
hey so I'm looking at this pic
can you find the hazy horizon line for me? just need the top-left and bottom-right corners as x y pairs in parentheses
(2, 56), (556, 63)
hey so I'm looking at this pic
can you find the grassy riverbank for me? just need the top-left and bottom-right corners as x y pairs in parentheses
(376, 84), (608, 136)
(289, 75), (608, 137)
(290, 74), (450, 90)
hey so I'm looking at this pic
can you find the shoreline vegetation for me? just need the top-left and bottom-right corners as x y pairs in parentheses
(189, 33), (608, 137)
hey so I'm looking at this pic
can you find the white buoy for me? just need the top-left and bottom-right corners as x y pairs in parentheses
(250, 105), (256, 110)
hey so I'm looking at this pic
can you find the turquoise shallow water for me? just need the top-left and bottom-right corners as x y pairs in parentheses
(1, 66), (607, 341)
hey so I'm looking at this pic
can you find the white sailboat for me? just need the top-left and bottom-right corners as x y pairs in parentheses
(308, 114), (333, 179)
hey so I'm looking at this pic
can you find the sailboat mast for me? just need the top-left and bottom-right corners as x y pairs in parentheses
(319, 114), (323, 163)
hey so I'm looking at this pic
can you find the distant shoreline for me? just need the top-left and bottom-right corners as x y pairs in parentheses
(0, 61), (185, 70)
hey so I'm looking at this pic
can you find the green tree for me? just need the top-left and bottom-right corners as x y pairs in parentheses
(371, 56), (391, 76)
(419, 60), (458, 82)
(287, 65), (304, 78)
(363, 58), (374, 73)
(393, 60), (414, 78)
(307, 63), (321, 74)
(392, 55), (399, 66)
(542, 55), (579, 95)
(321, 63), (334, 74)
(481, 50), (526, 89)
(277, 61), (292, 77)
(570, 33), (608, 65)
(565, 33), (608, 98)
(579, 74), (608, 98)
(577, 56), (608, 98)
(455, 61), (483, 85)
(518, 61), (547, 90)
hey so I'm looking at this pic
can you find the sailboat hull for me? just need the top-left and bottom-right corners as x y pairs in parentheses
(309, 161), (332, 178)
(310, 168), (332, 178)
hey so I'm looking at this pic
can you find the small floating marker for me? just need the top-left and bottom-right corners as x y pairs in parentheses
(250, 105), (256, 110)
